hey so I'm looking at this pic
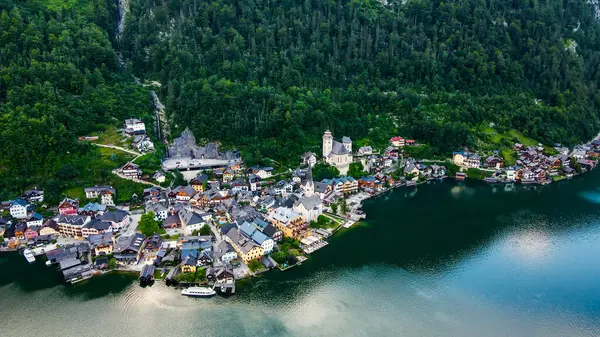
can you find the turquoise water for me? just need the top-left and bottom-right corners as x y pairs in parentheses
(2, 172), (600, 336)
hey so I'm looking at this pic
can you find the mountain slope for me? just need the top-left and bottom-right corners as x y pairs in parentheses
(121, 0), (600, 164)
(0, 0), (151, 200)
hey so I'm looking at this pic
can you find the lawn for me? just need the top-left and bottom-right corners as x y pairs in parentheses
(90, 124), (130, 147)
(479, 126), (549, 165)
(135, 152), (163, 175)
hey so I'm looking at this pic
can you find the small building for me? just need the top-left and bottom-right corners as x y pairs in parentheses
(121, 162), (142, 179)
(84, 185), (116, 206)
(390, 136), (405, 147)
(301, 152), (317, 167)
(124, 118), (146, 134)
(9, 199), (29, 219)
(101, 210), (130, 232)
(114, 233), (145, 263)
(58, 198), (79, 215)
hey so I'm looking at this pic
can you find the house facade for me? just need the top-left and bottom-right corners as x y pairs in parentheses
(267, 207), (307, 238)
(9, 199), (28, 219)
(121, 163), (142, 179)
(58, 198), (79, 215)
(84, 185), (116, 206)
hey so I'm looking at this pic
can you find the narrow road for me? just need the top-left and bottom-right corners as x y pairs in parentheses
(93, 143), (141, 156)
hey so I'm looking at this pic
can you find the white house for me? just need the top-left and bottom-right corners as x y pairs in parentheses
(100, 210), (130, 232)
(146, 202), (168, 221)
(571, 148), (587, 160)
(153, 171), (166, 183)
(293, 195), (323, 223)
(505, 169), (516, 181)
(250, 166), (273, 179)
(9, 199), (28, 219)
(215, 240), (238, 264)
(240, 221), (275, 254)
(179, 208), (206, 236)
(301, 152), (317, 167)
(124, 118), (146, 134)
(358, 146), (373, 155)
(26, 213), (43, 227)
(84, 185), (116, 206)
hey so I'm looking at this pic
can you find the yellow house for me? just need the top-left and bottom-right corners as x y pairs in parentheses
(223, 169), (235, 182)
(224, 229), (265, 263)
(452, 152), (466, 166)
(238, 242), (264, 264)
(181, 257), (197, 273)
(267, 207), (306, 238)
(95, 242), (113, 256)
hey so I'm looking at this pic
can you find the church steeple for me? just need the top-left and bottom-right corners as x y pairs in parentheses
(302, 165), (315, 197)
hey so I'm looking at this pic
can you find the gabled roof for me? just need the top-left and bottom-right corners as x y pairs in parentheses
(114, 233), (145, 253)
(54, 215), (90, 227)
(262, 224), (280, 238)
(294, 195), (321, 211)
(84, 219), (112, 231)
(78, 202), (107, 213)
(101, 210), (128, 223)
(11, 198), (28, 207)
(179, 209), (205, 226)
(251, 230), (271, 245)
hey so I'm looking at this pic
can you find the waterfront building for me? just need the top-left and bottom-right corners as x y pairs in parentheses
(54, 215), (91, 238)
(267, 207), (307, 238)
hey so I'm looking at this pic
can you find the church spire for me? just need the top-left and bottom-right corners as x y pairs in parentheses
(303, 165), (315, 196)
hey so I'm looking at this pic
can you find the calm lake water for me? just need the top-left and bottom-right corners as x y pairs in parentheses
(3, 172), (600, 336)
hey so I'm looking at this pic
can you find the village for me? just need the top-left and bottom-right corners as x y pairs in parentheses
(1, 118), (599, 295)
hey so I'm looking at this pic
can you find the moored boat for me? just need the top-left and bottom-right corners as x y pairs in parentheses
(23, 249), (35, 264)
(181, 287), (216, 297)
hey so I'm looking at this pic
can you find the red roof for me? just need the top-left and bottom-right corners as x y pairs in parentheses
(406, 139), (415, 143)
(390, 136), (404, 141)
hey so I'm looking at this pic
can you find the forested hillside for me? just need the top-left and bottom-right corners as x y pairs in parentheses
(0, 0), (151, 200)
(122, 0), (600, 164)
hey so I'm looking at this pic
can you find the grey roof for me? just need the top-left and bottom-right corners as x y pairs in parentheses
(262, 224), (280, 238)
(179, 209), (204, 227)
(342, 136), (352, 144)
(329, 140), (350, 155)
(163, 214), (181, 226)
(84, 219), (112, 231)
(314, 182), (328, 194)
(101, 210), (128, 223)
(84, 185), (115, 194)
(87, 232), (113, 246)
(54, 215), (89, 227)
(114, 233), (145, 253)
(294, 195), (321, 211)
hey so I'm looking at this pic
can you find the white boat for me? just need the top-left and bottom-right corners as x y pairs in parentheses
(23, 249), (35, 264)
(181, 287), (216, 297)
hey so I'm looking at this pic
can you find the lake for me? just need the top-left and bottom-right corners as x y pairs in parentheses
(2, 172), (600, 336)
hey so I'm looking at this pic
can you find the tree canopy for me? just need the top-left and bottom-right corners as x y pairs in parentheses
(138, 211), (160, 236)
(121, 0), (600, 165)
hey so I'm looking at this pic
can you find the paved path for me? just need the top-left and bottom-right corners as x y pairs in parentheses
(92, 143), (142, 156)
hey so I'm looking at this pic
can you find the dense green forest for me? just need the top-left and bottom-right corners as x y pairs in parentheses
(122, 0), (600, 165)
(0, 0), (152, 201)
(2, 0), (600, 199)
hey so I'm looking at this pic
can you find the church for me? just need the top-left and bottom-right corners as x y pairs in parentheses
(322, 129), (352, 174)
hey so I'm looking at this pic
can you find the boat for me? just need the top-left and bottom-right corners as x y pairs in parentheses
(23, 249), (35, 264)
(181, 287), (216, 297)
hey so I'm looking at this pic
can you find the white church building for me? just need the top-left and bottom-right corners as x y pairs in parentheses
(322, 129), (352, 174)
